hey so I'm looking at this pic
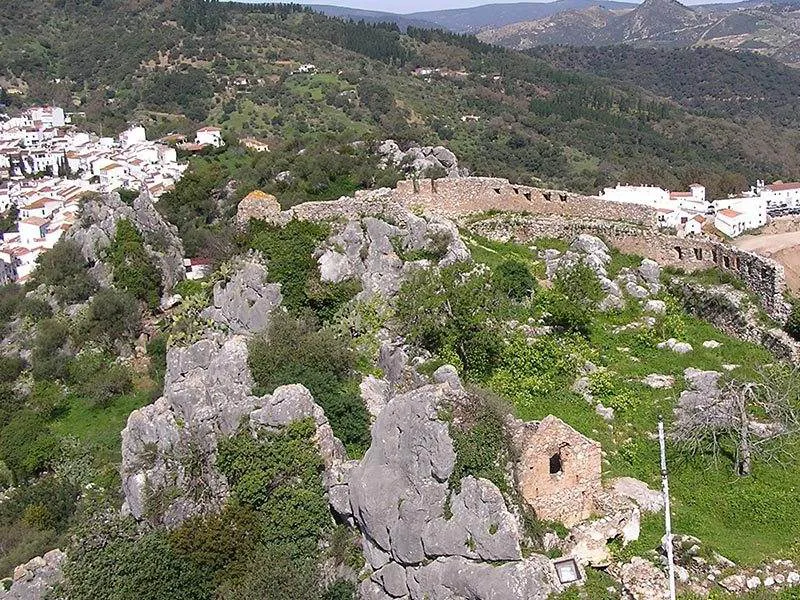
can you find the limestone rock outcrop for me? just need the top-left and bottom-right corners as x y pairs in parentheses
(310, 195), (469, 298)
(0, 550), (65, 600)
(121, 334), (345, 526)
(330, 378), (561, 600)
(66, 190), (185, 296)
(377, 140), (466, 178)
(199, 258), (282, 334)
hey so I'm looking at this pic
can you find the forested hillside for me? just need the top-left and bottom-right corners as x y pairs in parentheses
(2, 0), (800, 197)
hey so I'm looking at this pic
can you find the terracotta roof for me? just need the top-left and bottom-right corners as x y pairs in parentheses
(766, 182), (800, 192)
(197, 126), (221, 133)
(656, 208), (674, 214)
(670, 191), (693, 198)
(22, 216), (48, 226)
(100, 163), (123, 171)
(692, 215), (706, 223)
(718, 209), (742, 219)
(22, 199), (48, 210)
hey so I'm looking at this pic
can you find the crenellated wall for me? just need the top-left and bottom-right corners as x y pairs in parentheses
(393, 177), (657, 227)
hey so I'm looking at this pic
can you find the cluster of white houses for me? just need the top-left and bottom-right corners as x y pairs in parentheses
(0, 106), (195, 284)
(599, 179), (800, 238)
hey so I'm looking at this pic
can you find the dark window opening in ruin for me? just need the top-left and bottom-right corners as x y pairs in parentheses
(693, 248), (702, 260)
(524, 192), (532, 201)
(712, 249), (719, 263)
(559, 193), (568, 202)
(549, 452), (563, 475)
(723, 256), (731, 269)
(674, 246), (683, 260)
(734, 256), (740, 270)
(413, 179), (420, 194)
(544, 192), (552, 202)
(431, 179), (437, 194)
(494, 188), (501, 194)
(513, 187), (520, 195)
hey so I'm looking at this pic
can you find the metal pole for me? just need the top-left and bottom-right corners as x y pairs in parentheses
(659, 416), (677, 600)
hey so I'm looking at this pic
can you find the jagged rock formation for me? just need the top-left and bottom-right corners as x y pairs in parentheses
(199, 258), (282, 334)
(377, 140), (467, 178)
(543, 234), (660, 310)
(120, 257), (339, 526)
(0, 550), (65, 600)
(120, 333), (345, 526)
(331, 372), (562, 600)
(317, 210), (469, 297)
(66, 190), (186, 296)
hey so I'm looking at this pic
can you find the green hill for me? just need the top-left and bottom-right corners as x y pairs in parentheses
(2, 0), (800, 197)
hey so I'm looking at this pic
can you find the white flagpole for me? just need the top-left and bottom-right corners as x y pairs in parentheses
(659, 416), (677, 600)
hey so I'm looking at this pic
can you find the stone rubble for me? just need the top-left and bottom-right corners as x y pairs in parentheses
(0, 550), (65, 600)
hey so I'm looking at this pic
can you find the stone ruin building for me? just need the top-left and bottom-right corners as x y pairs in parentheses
(511, 415), (603, 527)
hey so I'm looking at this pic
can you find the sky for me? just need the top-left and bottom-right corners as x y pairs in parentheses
(300, 0), (739, 13)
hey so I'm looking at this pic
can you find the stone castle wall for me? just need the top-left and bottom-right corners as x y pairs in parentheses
(389, 178), (789, 322)
(393, 177), (656, 226)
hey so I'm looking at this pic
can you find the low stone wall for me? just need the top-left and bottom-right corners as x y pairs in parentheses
(393, 177), (656, 227)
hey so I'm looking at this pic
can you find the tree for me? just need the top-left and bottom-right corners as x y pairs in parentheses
(107, 219), (162, 309)
(672, 365), (800, 476)
(493, 259), (536, 301)
(84, 288), (141, 345)
(31, 240), (97, 304)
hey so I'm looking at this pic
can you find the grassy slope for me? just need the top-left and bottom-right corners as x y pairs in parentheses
(467, 233), (799, 566)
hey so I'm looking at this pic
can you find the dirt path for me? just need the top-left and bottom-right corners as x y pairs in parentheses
(736, 231), (800, 293)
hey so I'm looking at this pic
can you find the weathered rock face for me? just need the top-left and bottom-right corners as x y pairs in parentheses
(313, 199), (470, 298)
(121, 334), (345, 526)
(0, 550), (65, 600)
(66, 191), (186, 295)
(333, 380), (560, 600)
(377, 140), (467, 179)
(199, 259), (282, 335)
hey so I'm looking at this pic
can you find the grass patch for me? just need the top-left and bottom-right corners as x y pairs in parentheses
(50, 391), (151, 467)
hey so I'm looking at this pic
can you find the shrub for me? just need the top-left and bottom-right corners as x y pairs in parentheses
(68, 352), (133, 409)
(243, 219), (329, 314)
(541, 291), (592, 337)
(0, 355), (24, 383)
(83, 288), (141, 344)
(0, 283), (25, 325)
(107, 219), (163, 309)
(62, 529), (213, 600)
(216, 419), (331, 557)
(31, 240), (97, 304)
(30, 319), (71, 381)
(248, 314), (370, 456)
(493, 259), (536, 300)
(0, 410), (57, 483)
(449, 390), (512, 494)
(18, 297), (53, 321)
(395, 264), (503, 379)
(552, 261), (604, 309)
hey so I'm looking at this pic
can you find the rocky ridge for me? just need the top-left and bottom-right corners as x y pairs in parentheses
(66, 190), (186, 299)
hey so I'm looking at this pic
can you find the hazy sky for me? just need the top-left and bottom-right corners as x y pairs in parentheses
(302, 0), (738, 13)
